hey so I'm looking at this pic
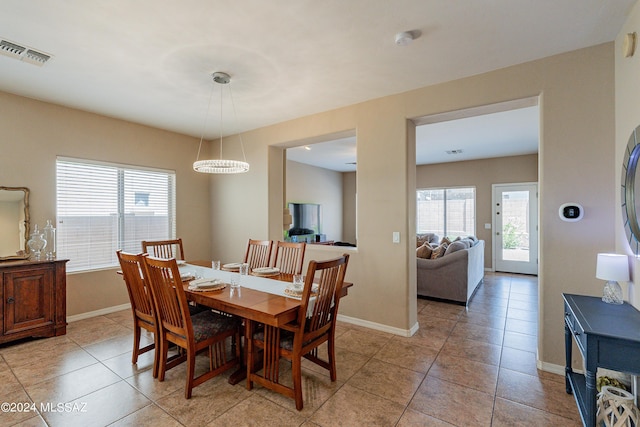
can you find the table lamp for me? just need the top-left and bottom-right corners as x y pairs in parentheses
(596, 253), (629, 304)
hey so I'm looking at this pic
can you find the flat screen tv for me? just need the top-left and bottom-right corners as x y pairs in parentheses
(287, 203), (321, 237)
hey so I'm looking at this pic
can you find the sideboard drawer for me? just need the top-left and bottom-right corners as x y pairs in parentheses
(564, 303), (586, 355)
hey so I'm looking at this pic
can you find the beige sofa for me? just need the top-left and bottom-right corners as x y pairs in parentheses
(416, 238), (484, 305)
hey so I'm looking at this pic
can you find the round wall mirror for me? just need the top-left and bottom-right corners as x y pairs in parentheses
(622, 125), (640, 254)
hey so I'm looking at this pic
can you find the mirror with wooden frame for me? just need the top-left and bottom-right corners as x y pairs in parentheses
(0, 187), (30, 260)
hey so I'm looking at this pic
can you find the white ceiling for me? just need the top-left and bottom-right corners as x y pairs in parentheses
(415, 105), (540, 166)
(0, 0), (632, 170)
(287, 136), (358, 173)
(287, 104), (540, 172)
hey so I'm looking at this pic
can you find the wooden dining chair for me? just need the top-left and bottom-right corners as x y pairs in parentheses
(142, 255), (241, 398)
(247, 253), (350, 410)
(271, 241), (306, 275)
(243, 239), (273, 269)
(142, 238), (185, 260)
(116, 250), (159, 378)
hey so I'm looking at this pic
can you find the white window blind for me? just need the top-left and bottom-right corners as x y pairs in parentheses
(417, 187), (475, 239)
(56, 158), (176, 272)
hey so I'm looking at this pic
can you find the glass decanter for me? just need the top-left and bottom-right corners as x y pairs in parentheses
(43, 220), (56, 260)
(27, 224), (47, 261)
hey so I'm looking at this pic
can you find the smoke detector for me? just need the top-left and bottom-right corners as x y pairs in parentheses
(0, 39), (52, 66)
(395, 30), (421, 46)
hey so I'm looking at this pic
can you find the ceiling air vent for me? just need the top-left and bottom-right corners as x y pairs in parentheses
(0, 40), (25, 57)
(0, 39), (52, 66)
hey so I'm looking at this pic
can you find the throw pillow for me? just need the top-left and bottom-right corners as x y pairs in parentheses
(417, 233), (436, 248)
(445, 241), (466, 255)
(416, 243), (433, 259)
(431, 244), (448, 259)
(440, 237), (452, 246)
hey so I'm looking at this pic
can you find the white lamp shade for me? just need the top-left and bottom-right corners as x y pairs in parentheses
(596, 253), (630, 282)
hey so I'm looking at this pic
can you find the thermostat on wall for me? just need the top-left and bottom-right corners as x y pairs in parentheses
(559, 203), (584, 222)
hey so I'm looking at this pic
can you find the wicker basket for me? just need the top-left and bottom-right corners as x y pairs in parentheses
(596, 386), (639, 427)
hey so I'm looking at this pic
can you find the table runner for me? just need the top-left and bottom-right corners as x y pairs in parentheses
(180, 263), (300, 299)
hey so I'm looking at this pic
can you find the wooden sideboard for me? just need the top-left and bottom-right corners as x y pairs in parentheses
(0, 259), (67, 344)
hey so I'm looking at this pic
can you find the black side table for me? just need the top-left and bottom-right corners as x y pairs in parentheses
(563, 293), (640, 427)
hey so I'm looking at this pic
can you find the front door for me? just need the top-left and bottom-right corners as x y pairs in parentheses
(493, 183), (538, 275)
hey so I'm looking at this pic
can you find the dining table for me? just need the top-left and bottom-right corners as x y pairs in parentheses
(179, 260), (352, 385)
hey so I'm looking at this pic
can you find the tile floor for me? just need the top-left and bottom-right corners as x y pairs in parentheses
(0, 272), (581, 426)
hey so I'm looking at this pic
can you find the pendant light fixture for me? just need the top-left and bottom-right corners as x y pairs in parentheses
(193, 72), (249, 174)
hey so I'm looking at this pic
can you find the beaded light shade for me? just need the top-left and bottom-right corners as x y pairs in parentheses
(193, 159), (249, 174)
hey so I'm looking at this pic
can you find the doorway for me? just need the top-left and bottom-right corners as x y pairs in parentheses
(492, 183), (538, 275)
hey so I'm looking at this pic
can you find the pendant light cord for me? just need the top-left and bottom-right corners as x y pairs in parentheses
(195, 79), (217, 162)
(219, 82), (224, 160)
(228, 84), (248, 163)
(196, 74), (246, 163)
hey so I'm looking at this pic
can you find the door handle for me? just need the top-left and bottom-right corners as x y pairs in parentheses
(6, 297), (15, 304)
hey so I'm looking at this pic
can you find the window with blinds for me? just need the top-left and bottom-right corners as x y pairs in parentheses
(56, 157), (176, 272)
(416, 187), (475, 239)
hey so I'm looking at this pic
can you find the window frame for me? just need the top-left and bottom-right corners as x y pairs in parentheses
(416, 186), (476, 239)
(56, 157), (176, 273)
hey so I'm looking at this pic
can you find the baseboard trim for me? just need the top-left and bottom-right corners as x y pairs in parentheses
(70, 305), (414, 337)
(67, 303), (131, 323)
(537, 360), (574, 376)
(337, 314), (416, 337)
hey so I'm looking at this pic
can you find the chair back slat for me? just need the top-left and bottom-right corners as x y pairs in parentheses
(142, 256), (191, 339)
(244, 239), (273, 269)
(142, 238), (185, 260)
(117, 251), (154, 321)
(297, 254), (349, 337)
(271, 241), (306, 275)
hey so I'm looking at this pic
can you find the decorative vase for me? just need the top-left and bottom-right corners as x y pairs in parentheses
(43, 220), (56, 260)
(27, 224), (47, 261)
(596, 385), (639, 427)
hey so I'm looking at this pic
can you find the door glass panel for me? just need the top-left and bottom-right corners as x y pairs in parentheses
(501, 191), (530, 262)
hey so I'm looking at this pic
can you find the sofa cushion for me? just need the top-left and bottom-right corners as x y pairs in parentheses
(445, 241), (467, 255)
(416, 243), (433, 259)
(417, 233), (438, 248)
(431, 244), (448, 259)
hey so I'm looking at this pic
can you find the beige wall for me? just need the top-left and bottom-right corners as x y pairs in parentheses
(416, 154), (539, 270)
(210, 43), (616, 368)
(342, 172), (357, 244)
(616, 1), (640, 307)
(0, 92), (212, 316)
(286, 160), (343, 242)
